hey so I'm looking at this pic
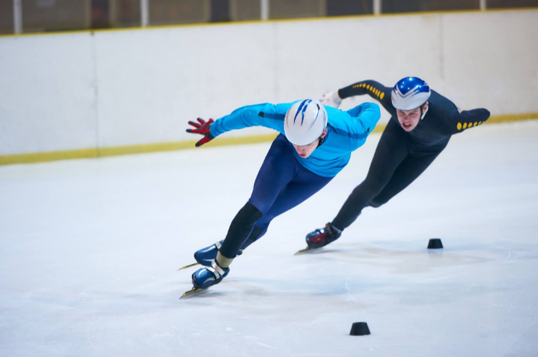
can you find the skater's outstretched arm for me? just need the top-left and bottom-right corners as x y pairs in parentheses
(339, 80), (393, 112)
(320, 80), (393, 113)
(449, 107), (491, 134)
(186, 102), (293, 147)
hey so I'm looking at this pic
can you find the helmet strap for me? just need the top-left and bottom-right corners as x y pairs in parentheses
(316, 127), (329, 148)
(420, 102), (429, 120)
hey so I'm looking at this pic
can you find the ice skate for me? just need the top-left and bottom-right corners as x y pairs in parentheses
(178, 241), (242, 270)
(180, 260), (229, 298)
(296, 222), (342, 254)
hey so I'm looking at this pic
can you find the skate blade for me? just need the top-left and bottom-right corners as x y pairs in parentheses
(180, 287), (207, 299)
(294, 246), (312, 255)
(177, 262), (199, 271)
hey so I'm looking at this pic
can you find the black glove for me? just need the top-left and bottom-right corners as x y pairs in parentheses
(186, 118), (215, 147)
(305, 222), (342, 249)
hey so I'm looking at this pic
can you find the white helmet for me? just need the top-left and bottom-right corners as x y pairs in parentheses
(284, 99), (328, 146)
(391, 77), (431, 110)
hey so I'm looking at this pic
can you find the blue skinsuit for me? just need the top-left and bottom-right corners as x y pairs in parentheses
(210, 101), (381, 258)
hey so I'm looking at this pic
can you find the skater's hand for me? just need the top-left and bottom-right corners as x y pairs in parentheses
(187, 118), (215, 147)
(319, 91), (342, 108)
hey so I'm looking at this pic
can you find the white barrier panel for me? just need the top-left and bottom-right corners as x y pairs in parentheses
(442, 10), (538, 113)
(0, 9), (537, 156)
(0, 33), (97, 155)
(273, 14), (443, 115)
(93, 25), (276, 148)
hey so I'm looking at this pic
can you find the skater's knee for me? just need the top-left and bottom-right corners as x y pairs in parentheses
(241, 224), (267, 250)
(369, 199), (383, 208)
(234, 202), (263, 226)
(353, 178), (385, 200)
(369, 196), (389, 208)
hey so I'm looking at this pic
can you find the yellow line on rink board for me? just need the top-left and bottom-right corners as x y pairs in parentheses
(0, 134), (280, 166)
(1, 114), (537, 166)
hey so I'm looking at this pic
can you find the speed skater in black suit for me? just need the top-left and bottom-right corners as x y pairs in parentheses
(305, 77), (491, 249)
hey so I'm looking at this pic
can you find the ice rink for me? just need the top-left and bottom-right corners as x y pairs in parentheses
(1, 121), (538, 357)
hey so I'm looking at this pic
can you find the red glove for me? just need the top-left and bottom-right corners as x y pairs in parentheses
(186, 118), (215, 147)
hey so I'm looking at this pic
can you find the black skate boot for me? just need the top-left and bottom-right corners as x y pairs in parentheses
(305, 222), (342, 249)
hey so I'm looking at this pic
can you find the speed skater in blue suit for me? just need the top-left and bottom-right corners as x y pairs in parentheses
(184, 98), (380, 294)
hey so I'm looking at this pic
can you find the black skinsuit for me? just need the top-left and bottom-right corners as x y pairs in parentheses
(331, 80), (491, 230)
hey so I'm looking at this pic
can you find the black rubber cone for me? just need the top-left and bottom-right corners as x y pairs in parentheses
(428, 238), (443, 249)
(350, 322), (370, 336)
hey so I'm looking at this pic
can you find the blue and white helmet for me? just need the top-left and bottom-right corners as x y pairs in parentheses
(284, 99), (328, 146)
(391, 77), (431, 110)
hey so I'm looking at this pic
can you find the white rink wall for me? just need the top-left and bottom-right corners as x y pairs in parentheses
(0, 9), (537, 155)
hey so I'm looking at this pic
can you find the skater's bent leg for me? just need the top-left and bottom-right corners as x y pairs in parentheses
(218, 135), (298, 264)
(248, 135), (298, 213)
(240, 224), (268, 250)
(331, 180), (381, 230)
(192, 202), (263, 289)
(370, 148), (444, 208)
(332, 121), (408, 230)
(218, 202), (263, 265)
(240, 166), (332, 249)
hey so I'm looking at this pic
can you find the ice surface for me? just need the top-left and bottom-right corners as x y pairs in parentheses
(1, 121), (538, 357)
